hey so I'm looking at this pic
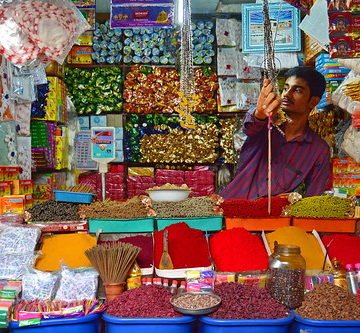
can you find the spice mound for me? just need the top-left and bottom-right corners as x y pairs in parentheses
(287, 195), (351, 218)
(171, 293), (221, 312)
(26, 200), (80, 222)
(107, 285), (180, 318)
(297, 282), (360, 321)
(211, 282), (289, 320)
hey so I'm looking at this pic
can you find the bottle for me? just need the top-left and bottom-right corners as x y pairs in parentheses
(169, 280), (178, 294)
(345, 264), (358, 295)
(355, 263), (360, 293)
(331, 258), (347, 290)
(126, 261), (142, 290)
(163, 279), (170, 291)
(266, 244), (306, 309)
(177, 281), (186, 294)
(153, 278), (162, 286)
(145, 278), (152, 286)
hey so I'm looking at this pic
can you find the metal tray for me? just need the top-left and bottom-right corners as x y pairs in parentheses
(170, 292), (221, 316)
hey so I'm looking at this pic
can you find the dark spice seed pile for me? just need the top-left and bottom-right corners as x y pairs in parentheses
(297, 282), (360, 321)
(107, 285), (181, 318)
(26, 201), (80, 221)
(211, 282), (289, 320)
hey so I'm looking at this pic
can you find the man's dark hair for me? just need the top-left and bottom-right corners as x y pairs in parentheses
(284, 66), (326, 98)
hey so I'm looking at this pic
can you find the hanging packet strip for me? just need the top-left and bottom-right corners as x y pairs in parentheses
(111, 3), (174, 28)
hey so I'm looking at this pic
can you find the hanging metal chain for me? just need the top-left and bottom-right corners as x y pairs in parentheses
(175, 0), (197, 129)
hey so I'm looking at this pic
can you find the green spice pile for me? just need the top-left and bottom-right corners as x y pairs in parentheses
(78, 197), (150, 219)
(287, 195), (351, 218)
(152, 197), (219, 218)
(26, 201), (80, 222)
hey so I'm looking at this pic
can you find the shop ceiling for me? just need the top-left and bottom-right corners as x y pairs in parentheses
(95, 0), (255, 15)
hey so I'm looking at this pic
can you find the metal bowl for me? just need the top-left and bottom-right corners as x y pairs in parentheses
(146, 189), (191, 202)
(170, 292), (221, 316)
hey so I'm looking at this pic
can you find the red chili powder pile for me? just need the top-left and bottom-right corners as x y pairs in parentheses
(221, 197), (289, 218)
(210, 227), (268, 271)
(154, 223), (211, 269)
(322, 234), (360, 267)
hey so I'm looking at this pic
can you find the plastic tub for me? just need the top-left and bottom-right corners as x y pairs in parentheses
(156, 216), (223, 231)
(9, 313), (100, 333)
(102, 313), (196, 333)
(199, 312), (294, 333)
(88, 218), (155, 233)
(54, 190), (94, 204)
(292, 314), (360, 332)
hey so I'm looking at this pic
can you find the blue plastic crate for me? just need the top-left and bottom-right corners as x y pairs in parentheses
(292, 314), (360, 332)
(156, 216), (223, 231)
(199, 312), (294, 333)
(102, 313), (196, 333)
(54, 190), (94, 204)
(9, 314), (100, 333)
(88, 218), (155, 233)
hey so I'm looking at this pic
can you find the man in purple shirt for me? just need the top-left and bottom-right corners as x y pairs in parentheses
(220, 66), (331, 200)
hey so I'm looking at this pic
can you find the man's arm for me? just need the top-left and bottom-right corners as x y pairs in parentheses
(304, 148), (331, 197)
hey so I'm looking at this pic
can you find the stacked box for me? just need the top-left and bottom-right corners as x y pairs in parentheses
(315, 54), (351, 109)
(127, 176), (155, 198)
(106, 172), (126, 200)
(113, 127), (124, 162)
(185, 170), (215, 197)
(78, 172), (102, 199)
(44, 77), (65, 122)
(155, 169), (184, 186)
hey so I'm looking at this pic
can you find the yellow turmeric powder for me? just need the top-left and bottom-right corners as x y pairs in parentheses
(36, 233), (97, 271)
(266, 226), (328, 270)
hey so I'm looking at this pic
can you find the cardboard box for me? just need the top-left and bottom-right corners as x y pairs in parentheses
(106, 115), (123, 127)
(90, 115), (107, 128)
(66, 46), (93, 65)
(12, 180), (33, 195)
(78, 116), (90, 130)
(0, 195), (25, 214)
(3, 167), (20, 181)
(0, 181), (12, 197)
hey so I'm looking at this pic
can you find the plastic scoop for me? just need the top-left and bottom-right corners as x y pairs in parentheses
(159, 230), (174, 270)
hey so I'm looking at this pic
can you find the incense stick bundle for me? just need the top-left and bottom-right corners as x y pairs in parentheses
(85, 242), (141, 284)
(67, 184), (95, 193)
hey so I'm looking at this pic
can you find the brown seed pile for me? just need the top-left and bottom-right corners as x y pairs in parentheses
(152, 197), (218, 218)
(26, 200), (80, 222)
(297, 282), (360, 321)
(172, 293), (220, 310)
(78, 197), (150, 219)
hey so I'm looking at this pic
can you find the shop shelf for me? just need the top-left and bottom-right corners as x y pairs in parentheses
(225, 217), (291, 231)
(102, 313), (197, 333)
(9, 313), (100, 333)
(199, 312), (294, 333)
(291, 217), (357, 233)
(88, 218), (155, 233)
(54, 190), (94, 204)
(292, 314), (360, 332)
(156, 216), (223, 231)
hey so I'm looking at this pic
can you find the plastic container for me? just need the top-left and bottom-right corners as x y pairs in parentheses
(292, 314), (360, 332)
(147, 189), (191, 202)
(199, 312), (294, 333)
(88, 218), (155, 233)
(9, 313), (100, 333)
(102, 313), (196, 333)
(54, 190), (94, 204)
(156, 216), (223, 232)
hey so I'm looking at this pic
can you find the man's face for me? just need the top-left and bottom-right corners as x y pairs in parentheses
(281, 76), (320, 116)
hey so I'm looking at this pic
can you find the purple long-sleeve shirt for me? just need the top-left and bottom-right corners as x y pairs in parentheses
(220, 108), (331, 200)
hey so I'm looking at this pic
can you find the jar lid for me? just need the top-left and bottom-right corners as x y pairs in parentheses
(276, 244), (301, 254)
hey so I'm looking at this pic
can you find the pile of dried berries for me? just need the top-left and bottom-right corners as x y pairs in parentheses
(297, 282), (360, 321)
(211, 283), (289, 319)
(107, 285), (180, 318)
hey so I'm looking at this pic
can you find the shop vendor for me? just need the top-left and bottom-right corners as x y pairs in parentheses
(221, 67), (331, 200)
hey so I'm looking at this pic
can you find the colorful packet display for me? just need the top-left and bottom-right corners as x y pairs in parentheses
(237, 270), (268, 288)
(214, 272), (236, 285)
(186, 270), (215, 293)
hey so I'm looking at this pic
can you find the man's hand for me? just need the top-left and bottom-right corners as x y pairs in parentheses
(255, 79), (282, 120)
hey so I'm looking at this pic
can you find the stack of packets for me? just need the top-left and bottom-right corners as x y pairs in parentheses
(10, 299), (105, 327)
(0, 280), (21, 328)
(237, 270), (268, 288)
(304, 271), (334, 293)
(214, 272), (236, 285)
(186, 270), (215, 293)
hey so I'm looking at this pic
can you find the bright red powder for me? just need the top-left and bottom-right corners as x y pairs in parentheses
(210, 227), (268, 271)
(221, 197), (289, 218)
(322, 234), (360, 268)
(154, 223), (211, 269)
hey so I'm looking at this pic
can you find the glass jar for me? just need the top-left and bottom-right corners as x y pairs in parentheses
(266, 244), (306, 309)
